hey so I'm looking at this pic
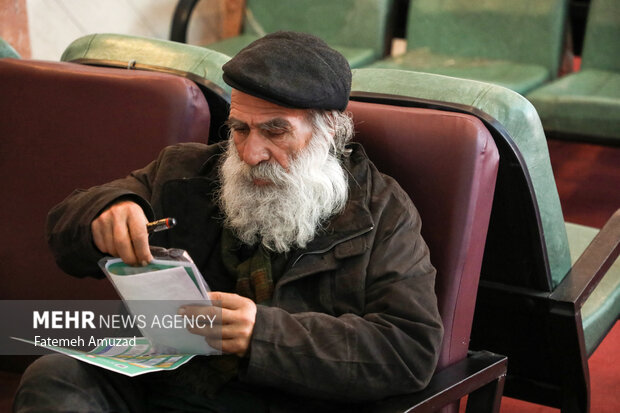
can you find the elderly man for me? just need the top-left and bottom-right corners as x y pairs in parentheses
(15, 32), (442, 412)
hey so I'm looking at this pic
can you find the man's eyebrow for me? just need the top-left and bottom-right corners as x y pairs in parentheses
(225, 118), (248, 129)
(258, 118), (293, 132)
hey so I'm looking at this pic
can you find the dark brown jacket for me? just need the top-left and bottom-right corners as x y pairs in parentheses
(47, 142), (443, 404)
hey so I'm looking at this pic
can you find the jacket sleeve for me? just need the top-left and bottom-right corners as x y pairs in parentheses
(46, 158), (161, 278)
(240, 178), (444, 402)
(46, 143), (217, 278)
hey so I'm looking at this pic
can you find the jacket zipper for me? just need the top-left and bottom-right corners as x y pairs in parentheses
(288, 225), (375, 269)
(271, 224), (375, 299)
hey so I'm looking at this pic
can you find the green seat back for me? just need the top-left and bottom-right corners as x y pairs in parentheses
(581, 0), (620, 72)
(406, 0), (567, 78)
(205, 34), (261, 59)
(243, 0), (393, 60)
(0, 37), (20, 59)
(207, 33), (377, 69)
(352, 68), (571, 289)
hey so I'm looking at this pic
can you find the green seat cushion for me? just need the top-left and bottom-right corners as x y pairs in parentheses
(0, 37), (20, 58)
(369, 50), (550, 94)
(566, 222), (620, 355)
(61, 33), (232, 95)
(352, 68), (571, 286)
(206, 34), (375, 68)
(527, 69), (620, 143)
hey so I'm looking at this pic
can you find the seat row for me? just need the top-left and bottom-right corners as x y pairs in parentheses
(171, 0), (620, 144)
(3, 0), (618, 143)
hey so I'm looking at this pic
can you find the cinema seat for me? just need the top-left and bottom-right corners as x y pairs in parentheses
(351, 67), (619, 413)
(169, 0), (394, 68)
(347, 97), (504, 413)
(0, 58), (210, 302)
(527, 0), (620, 144)
(368, 0), (568, 94)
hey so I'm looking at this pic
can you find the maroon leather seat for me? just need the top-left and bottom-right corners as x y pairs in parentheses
(0, 59), (211, 301)
(347, 100), (499, 411)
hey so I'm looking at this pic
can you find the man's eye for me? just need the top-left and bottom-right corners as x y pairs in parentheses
(233, 127), (249, 135)
(266, 129), (286, 137)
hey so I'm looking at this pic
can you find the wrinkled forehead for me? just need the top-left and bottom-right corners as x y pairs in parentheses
(229, 89), (312, 126)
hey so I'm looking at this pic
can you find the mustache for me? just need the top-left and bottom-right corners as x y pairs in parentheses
(248, 162), (287, 184)
(231, 151), (293, 187)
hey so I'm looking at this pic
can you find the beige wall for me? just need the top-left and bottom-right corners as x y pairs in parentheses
(1, 0), (243, 61)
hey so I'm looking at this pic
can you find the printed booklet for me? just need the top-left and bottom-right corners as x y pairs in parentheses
(14, 248), (219, 376)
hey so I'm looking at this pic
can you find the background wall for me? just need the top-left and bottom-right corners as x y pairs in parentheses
(0, 0), (32, 57)
(1, 0), (242, 60)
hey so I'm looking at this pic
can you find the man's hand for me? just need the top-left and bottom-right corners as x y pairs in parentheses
(91, 200), (153, 266)
(182, 291), (257, 357)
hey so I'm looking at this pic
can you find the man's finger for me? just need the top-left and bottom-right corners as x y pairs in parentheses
(219, 308), (242, 325)
(178, 306), (223, 332)
(101, 220), (118, 257)
(207, 291), (246, 310)
(112, 221), (138, 265)
(91, 220), (108, 253)
(127, 215), (152, 265)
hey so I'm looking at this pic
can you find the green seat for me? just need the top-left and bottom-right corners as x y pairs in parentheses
(351, 67), (620, 413)
(0, 37), (20, 58)
(368, 0), (568, 94)
(61, 33), (232, 141)
(171, 0), (394, 68)
(527, 0), (620, 143)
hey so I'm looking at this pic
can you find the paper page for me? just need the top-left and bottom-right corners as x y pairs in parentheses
(122, 299), (218, 355)
(102, 256), (219, 355)
(108, 266), (205, 301)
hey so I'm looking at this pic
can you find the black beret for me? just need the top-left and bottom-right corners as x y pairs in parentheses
(222, 31), (351, 111)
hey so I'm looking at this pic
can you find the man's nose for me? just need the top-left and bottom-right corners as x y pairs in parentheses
(240, 131), (270, 166)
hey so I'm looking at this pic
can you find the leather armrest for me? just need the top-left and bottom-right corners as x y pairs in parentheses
(550, 208), (620, 309)
(364, 351), (507, 413)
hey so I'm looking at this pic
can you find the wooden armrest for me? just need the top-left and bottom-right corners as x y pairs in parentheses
(364, 351), (507, 413)
(551, 208), (620, 309)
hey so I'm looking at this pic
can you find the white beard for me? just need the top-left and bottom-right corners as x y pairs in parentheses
(218, 135), (349, 253)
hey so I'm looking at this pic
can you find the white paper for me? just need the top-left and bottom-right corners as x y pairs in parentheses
(100, 255), (219, 355)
